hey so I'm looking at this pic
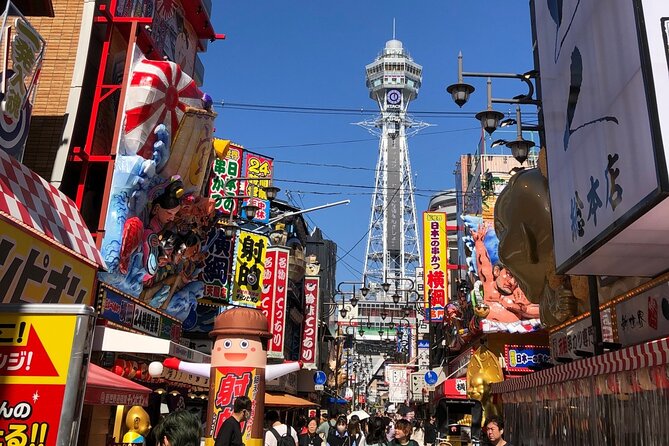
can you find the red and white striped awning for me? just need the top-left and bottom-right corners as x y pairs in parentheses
(491, 335), (669, 394)
(0, 149), (104, 268)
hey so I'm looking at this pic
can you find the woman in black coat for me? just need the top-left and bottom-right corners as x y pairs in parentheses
(300, 418), (324, 446)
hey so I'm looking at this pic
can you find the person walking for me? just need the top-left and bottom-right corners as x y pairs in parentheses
(365, 417), (388, 446)
(388, 420), (418, 446)
(348, 418), (366, 446)
(411, 420), (423, 446)
(482, 416), (512, 446)
(318, 413), (337, 441)
(265, 410), (298, 446)
(423, 416), (436, 446)
(299, 418), (324, 446)
(153, 410), (202, 446)
(215, 396), (252, 446)
(326, 416), (350, 446)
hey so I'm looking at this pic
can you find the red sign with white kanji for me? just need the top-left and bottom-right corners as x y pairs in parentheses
(269, 249), (289, 358)
(208, 367), (260, 444)
(300, 276), (320, 369)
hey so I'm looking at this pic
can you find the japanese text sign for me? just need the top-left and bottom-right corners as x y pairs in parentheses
(209, 143), (244, 217)
(549, 308), (614, 362)
(231, 231), (268, 308)
(504, 345), (551, 373)
(0, 308), (94, 446)
(615, 281), (669, 347)
(533, 0), (669, 275)
(300, 276), (320, 369)
(386, 365), (408, 404)
(202, 227), (235, 306)
(0, 220), (96, 305)
(423, 212), (448, 322)
(208, 367), (261, 446)
(243, 152), (273, 224)
(260, 247), (289, 359)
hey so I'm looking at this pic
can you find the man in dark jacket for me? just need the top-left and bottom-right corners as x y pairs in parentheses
(215, 396), (252, 446)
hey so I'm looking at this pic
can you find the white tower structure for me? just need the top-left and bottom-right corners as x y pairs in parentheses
(359, 39), (426, 292)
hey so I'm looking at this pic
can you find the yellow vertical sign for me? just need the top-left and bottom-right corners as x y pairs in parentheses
(423, 212), (448, 322)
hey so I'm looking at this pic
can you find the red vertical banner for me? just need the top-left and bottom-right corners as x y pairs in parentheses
(300, 276), (320, 369)
(269, 248), (289, 358)
(260, 249), (278, 334)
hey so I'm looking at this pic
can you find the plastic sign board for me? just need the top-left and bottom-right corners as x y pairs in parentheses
(300, 276), (320, 369)
(423, 212), (448, 322)
(504, 345), (551, 373)
(231, 231), (268, 308)
(260, 247), (289, 359)
(0, 305), (95, 446)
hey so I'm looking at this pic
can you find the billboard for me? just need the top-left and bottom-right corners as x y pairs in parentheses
(423, 212), (448, 322)
(209, 142), (244, 218)
(386, 365), (408, 403)
(533, 0), (669, 275)
(300, 276), (320, 369)
(0, 305), (95, 446)
(386, 136), (402, 253)
(231, 231), (268, 308)
(243, 152), (273, 224)
(260, 247), (290, 359)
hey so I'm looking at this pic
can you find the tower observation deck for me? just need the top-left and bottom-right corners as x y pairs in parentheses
(360, 39), (425, 295)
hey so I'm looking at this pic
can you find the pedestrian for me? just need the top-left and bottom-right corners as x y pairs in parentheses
(215, 396), (252, 446)
(318, 412), (337, 441)
(389, 419), (418, 446)
(299, 418), (323, 446)
(326, 415), (349, 446)
(365, 417), (387, 446)
(383, 417), (394, 444)
(482, 416), (512, 446)
(348, 417), (366, 446)
(411, 420), (423, 446)
(423, 416), (436, 446)
(153, 410), (201, 446)
(265, 410), (298, 446)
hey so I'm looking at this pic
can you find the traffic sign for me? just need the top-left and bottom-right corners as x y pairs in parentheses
(424, 370), (438, 385)
(313, 370), (327, 385)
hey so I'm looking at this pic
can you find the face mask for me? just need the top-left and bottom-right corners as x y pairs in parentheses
(337, 426), (347, 434)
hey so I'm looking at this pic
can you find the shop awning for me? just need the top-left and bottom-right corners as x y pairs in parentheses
(491, 335), (669, 394)
(0, 148), (104, 268)
(85, 363), (151, 406)
(92, 326), (211, 363)
(266, 393), (318, 408)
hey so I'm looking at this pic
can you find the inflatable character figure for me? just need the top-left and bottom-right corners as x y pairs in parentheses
(147, 308), (302, 446)
(469, 222), (540, 323)
(122, 406), (151, 444)
(466, 346), (504, 420)
(494, 168), (584, 326)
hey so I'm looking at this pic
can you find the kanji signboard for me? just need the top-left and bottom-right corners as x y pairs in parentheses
(0, 305), (95, 446)
(243, 152), (273, 224)
(300, 276), (320, 369)
(202, 226), (236, 306)
(423, 212), (448, 322)
(260, 247), (289, 359)
(209, 142), (244, 218)
(0, 220), (97, 305)
(231, 231), (268, 308)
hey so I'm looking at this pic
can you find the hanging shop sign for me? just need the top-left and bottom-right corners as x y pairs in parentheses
(549, 308), (615, 362)
(396, 325), (412, 358)
(0, 304), (95, 446)
(615, 280), (669, 347)
(504, 345), (551, 373)
(0, 219), (97, 305)
(417, 339), (430, 368)
(0, 4), (45, 161)
(260, 247), (289, 359)
(423, 212), (448, 322)
(300, 276), (320, 369)
(209, 141), (244, 218)
(243, 152), (273, 224)
(99, 285), (182, 342)
(386, 364), (408, 404)
(231, 231), (268, 308)
(533, 0), (669, 276)
(201, 228), (235, 306)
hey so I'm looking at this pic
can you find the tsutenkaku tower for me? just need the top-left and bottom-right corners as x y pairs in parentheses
(360, 39), (426, 291)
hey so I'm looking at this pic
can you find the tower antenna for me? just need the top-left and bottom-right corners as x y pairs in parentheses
(393, 18), (396, 39)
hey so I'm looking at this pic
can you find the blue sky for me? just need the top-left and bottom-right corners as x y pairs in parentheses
(200, 1), (535, 284)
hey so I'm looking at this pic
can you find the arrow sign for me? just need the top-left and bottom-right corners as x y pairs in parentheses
(0, 326), (58, 377)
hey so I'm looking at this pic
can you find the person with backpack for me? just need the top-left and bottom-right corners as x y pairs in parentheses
(265, 410), (298, 446)
(317, 412), (337, 441)
(326, 416), (349, 446)
(389, 420), (418, 446)
(299, 418), (323, 446)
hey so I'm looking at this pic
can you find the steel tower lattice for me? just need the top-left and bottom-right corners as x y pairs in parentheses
(358, 39), (428, 293)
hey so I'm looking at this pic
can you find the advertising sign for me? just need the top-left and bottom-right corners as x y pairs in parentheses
(386, 136), (401, 253)
(0, 305), (95, 446)
(615, 281), (669, 347)
(208, 366), (262, 446)
(423, 212), (448, 322)
(0, 4), (45, 161)
(209, 142), (244, 218)
(0, 219), (97, 305)
(100, 285), (182, 342)
(417, 339), (430, 368)
(202, 227), (236, 306)
(231, 231), (268, 308)
(504, 345), (551, 373)
(533, 0), (669, 275)
(396, 325), (411, 358)
(244, 152), (273, 224)
(300, 276), (320, 369)
(386, 364), (408, 403)
(549, 308), (614, 362)
(269, 248), (289, 358)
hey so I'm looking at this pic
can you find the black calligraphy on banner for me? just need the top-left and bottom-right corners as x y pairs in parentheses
(202, 227), (235, 304)
(231, 232), (267, 307)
